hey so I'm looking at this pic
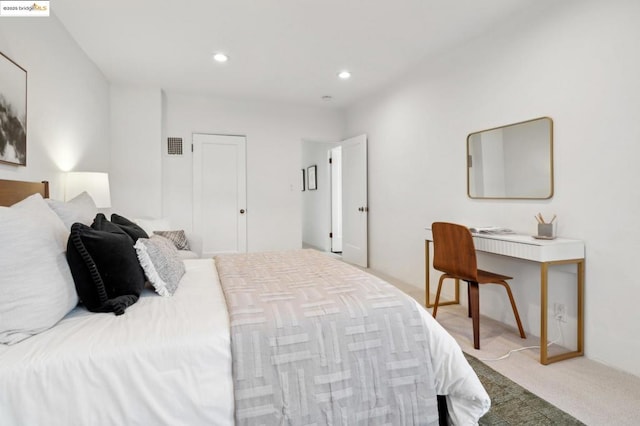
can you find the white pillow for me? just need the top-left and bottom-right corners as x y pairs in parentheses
(134, 235), (185, 297)
(177, 250), (199, 260)
(0, 194), (79, 344)
(46, 191), (97, 230)
(132, 217), (172, 237)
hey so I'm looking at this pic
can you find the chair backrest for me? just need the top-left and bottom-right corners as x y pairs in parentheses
(432, 222), (478, 282)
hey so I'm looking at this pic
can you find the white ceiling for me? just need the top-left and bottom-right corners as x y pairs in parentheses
(53, 0), (545, 109)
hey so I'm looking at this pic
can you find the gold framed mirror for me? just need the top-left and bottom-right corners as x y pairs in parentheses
(467, 117), (553, 199)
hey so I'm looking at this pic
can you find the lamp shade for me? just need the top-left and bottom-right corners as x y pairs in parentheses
(65, 172), (112, 208)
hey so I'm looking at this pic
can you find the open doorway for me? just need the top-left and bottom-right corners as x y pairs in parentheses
(301, 135), (368, 267)
(301, 140), (338, 253)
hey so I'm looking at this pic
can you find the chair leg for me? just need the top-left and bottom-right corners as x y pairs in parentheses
(467, 281), (471, 318)
(432, 275), (448, 318)
(497, 281), (526, 339)
(469, 281), (480, 349)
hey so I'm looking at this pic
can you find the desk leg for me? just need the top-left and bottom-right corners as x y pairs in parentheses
(540, 263), (549, 364)
(424, 240), (460, 308)
(540, 259), (585, 365)
(577, 259), (585, 355)
(425, 240), (430, 307)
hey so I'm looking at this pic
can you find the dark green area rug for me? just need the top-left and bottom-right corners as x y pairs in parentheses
(464, 353), (585, 425)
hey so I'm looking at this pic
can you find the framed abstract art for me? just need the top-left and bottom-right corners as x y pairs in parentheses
(0, 51), (27, 166)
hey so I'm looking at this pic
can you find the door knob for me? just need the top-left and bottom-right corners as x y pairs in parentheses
(240, 209), (245, 214)
(358, 207), (363, 212)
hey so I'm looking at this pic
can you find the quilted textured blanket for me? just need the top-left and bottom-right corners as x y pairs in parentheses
(215, 249), (439, 425)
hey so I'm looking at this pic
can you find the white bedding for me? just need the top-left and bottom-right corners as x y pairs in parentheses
(412, 297), (490, 425)
(0, 259), (234, 426)
(0, 258), (488, 425)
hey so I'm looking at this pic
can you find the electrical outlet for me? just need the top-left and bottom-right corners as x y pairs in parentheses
(553, 303), (567, 322)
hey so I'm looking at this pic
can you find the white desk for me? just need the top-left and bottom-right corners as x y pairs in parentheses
(424, 228), (585, 365)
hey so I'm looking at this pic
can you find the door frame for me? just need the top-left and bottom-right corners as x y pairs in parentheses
(329, 146), (343, 253)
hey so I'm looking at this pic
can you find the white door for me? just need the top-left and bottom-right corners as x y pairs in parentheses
(193, 133), (247, 256)
(341, 134), (368, 267)
(330, 146), (343, 253)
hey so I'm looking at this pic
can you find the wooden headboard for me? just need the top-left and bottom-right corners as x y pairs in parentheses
(0, 179), (50, 207)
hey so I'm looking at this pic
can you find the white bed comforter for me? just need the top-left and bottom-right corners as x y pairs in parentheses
(0, 259), (488, 425)
(0, 260), (234, 426)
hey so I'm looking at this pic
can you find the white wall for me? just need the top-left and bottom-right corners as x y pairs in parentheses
(162, 92), (344, 252)
(302, 140), (339, 250)
(0, 17), (110, 197)
(109, 85), (162, 217)
(346, 0), (640, 377)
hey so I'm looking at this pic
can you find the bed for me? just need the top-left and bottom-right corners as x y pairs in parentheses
(0, 178), (490, 425)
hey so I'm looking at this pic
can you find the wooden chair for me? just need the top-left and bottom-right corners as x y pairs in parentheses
(431, 222), (526, 349)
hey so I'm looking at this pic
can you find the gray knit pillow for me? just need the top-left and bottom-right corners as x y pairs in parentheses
(134, 235), (185, 296)
(153, 230), (190, 250)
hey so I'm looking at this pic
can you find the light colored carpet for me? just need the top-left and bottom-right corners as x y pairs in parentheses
(367, 268), (640, 426)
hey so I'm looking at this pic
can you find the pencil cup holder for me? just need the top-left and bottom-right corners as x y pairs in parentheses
(538, 223), (555, 238)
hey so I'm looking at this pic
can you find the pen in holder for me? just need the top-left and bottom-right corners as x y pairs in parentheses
(535, 213), (557, 239)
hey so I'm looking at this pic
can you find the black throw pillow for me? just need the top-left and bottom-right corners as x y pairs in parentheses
(92, 213), (133, 240)
(67, 222), (145, 315)
(110, 213), (149, 242)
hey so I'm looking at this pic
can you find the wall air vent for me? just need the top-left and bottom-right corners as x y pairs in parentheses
(167, 137), (183, 155)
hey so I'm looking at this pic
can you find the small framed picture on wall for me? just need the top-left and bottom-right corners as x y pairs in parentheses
(301, 168), (306, 191)
(307, 165), (317, 190)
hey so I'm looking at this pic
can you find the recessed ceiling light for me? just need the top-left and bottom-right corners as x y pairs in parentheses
(213, 52), (229, 63)
(338, 70), (351, 80)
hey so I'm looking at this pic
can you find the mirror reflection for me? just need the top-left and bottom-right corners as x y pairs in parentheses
(467, 117), (553, 199)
